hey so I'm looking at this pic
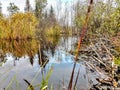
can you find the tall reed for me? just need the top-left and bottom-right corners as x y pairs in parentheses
(68, 0), (93, 90)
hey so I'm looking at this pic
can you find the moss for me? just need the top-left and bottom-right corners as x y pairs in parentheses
(115, 57), (120, 65)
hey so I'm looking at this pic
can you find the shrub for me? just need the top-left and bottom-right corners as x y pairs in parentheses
(0, 12), (38, 39)
(46, 25), (60, 36)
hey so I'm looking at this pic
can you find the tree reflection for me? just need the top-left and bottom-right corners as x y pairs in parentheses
(0, 35), (60, 68)
(0, 40), (38, 66)
(38, 35), (60, 67)
(0, 40), (38, 57)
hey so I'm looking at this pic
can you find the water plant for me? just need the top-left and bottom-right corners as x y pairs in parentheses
(68, 0), (93, 90)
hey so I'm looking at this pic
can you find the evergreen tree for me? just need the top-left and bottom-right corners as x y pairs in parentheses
(0, 2), (2, 16)
(44, 10), (48, 18)
(49, 5), (54, 17)
(24, 0), (32, 12)
(49, 5), (56, 24)
(35, 0), (47, 19)
(49, 5), (56, 23)
(7, 3), (19, 15)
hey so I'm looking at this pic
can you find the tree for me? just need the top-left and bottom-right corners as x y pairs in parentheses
(73, 0), (119, 36)
(48, 5), (56, 27)
(0, 12), (38, 39)
(73, 0), (87, 33)
(0, 2), (2, 16)
(49, 5), (54, 17)
(35, 0), (47, 19)
(49, 5), (56, 24)
(24, 0), (32, 12)
(7, 3), (19, 15)
(89, 0), (120, 35)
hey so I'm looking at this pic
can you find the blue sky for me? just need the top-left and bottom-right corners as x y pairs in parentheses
(0, 0), (73, 14)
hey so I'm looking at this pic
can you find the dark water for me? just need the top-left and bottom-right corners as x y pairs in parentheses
(0, 36), (98, 90)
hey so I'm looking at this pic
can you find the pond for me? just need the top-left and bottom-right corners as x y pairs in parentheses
(0, 36), (99, 90)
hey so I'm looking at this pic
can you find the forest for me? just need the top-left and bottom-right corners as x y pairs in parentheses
(0, 0), (120, 90)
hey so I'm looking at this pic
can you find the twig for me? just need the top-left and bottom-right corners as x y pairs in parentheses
(90, 42), (103, 62)
(100, 38), (113, 58)
(92, 56), (111, 70)
(85, 61), (103, 76)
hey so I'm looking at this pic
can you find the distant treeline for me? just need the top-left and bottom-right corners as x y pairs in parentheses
(0, 0), (119, 39)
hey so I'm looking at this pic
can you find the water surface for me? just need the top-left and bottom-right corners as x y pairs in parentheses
(0, 36), (97, 90)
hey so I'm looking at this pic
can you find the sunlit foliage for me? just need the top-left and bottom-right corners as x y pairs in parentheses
(101, 7), (120, 35)
(46, 25), (61, 36)
(0, 16), (10, 39)
(74, 0), (120, 36)
(0, 12), (38, 39)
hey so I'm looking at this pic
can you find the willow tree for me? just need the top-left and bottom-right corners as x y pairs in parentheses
(10, 13), (38, 39)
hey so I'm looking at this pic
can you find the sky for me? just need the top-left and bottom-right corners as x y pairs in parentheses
(0, 0), (72, 14)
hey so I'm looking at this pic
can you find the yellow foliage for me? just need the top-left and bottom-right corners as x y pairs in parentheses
(0, 17), (10, 38)
(0, 40), (38, 57)
(46, 25), (60, 36)
(0, 12), (38, 39)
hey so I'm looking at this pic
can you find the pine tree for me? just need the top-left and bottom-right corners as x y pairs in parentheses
(7, 3), (19, 15)
(35, 0), (47, 18)
(24, 0), (32, 12)
(0, 2), (2, 16)
(49, 5), (56, 25)
(49, 5), (54, 17)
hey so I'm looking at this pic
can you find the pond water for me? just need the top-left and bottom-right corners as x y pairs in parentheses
(0, 36), (98, 90)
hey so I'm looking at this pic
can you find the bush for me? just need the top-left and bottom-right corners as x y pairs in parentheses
(0, 12), (38, 39)
(46, 25), (60, 36)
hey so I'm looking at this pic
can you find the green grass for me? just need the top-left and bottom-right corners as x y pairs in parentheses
(0, 64), (53, 90)
(115, 57), (120, 65)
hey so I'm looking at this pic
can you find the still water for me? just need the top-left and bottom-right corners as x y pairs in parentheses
(0, 36), (97, 90)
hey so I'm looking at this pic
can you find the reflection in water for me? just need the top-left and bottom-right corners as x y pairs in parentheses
(0, 35), (60, 67)
(0, 40), (38, 57)
(38, 44), (48, 68)
(0, 40), (39, 66)
(0, 36), (86, 89)
(37, 35), (60, 67)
